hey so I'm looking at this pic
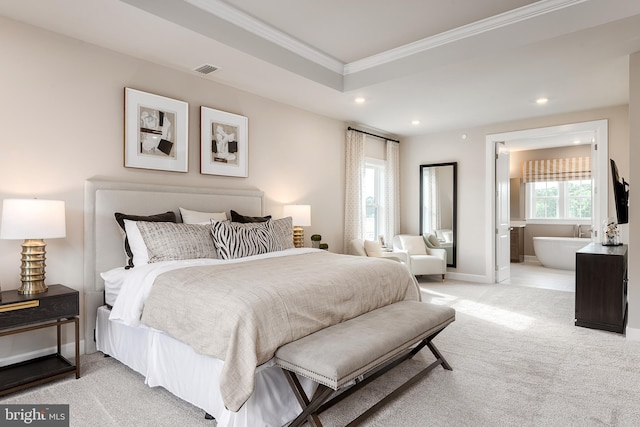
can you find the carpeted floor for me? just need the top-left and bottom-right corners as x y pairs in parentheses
(3, 277), (640, 426)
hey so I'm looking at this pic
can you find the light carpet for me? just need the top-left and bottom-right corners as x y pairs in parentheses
(3, 279), (640, 426)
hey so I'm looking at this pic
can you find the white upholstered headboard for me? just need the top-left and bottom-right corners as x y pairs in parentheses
(83, 178), (264, 352)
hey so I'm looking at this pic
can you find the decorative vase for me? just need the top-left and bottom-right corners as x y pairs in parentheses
(602, 217), (621, 246)
(310, 234), (322, 249)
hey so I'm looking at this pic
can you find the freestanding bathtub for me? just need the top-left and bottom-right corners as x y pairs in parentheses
(532, 237), (592, 270)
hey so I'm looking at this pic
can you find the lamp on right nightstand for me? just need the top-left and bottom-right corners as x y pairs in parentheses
(283, 204), (311, 248)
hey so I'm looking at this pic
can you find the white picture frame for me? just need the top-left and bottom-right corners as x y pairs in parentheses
(124, 88), (189, 172)
(200, 106), (248, 177)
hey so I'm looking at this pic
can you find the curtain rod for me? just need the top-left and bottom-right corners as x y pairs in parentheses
(347, 127), (399, 143)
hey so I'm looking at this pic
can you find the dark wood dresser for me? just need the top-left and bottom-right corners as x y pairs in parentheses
(0, 284), (80, 395)
(575, 243), (627, 334)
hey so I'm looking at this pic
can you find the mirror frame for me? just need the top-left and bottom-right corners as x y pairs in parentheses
(419, 162), (457, 267)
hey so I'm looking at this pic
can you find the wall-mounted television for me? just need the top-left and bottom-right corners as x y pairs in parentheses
(610, 159), (629, 224)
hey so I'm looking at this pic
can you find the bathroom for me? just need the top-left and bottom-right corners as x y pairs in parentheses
(509, 143), (593, 271)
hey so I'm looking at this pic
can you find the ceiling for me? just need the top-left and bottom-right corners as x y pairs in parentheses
(2, 0), (640, 137)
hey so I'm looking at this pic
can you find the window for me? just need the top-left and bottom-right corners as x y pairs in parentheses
(526, 179), (591, 221)
(362, 159), (385, 240)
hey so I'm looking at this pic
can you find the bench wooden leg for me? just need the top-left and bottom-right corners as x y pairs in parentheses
(282, 328), (452, 427)
(283, 370), (333, 427)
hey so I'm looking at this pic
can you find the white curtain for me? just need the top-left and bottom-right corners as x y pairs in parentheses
(383, 140), (400, 245)
(343, 129), (365, 254)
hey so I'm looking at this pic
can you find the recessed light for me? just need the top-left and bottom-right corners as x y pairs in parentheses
(536, 97), (549, 105)
(461, 133), (468, 140)
(411, 120), (420, 125)
(355, 97), (366, 104)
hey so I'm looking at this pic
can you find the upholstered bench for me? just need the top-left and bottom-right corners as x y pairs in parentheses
(274, 300), (455, 427)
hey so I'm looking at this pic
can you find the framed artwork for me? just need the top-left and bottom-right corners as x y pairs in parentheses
(200, 106), (248, 177)
(124, 88), (189, 172)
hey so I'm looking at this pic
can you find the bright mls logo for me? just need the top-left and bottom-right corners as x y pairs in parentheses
(1, 405), (69, 426)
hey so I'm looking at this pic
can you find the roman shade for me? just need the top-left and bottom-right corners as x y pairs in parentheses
(522, 157), (591, 183)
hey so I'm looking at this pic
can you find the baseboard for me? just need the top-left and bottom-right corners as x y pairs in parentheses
(445, 272), (491, 283)
(523, 255), (540, 264)
(0, 340), (85, 366)
(625, 326), (640, 341)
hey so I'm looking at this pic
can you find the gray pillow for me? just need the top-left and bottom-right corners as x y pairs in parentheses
(136, 222), (217, 263)
(271, 217), (294, 250)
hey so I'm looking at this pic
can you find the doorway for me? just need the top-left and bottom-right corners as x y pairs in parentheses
(485, 120), (609, 283)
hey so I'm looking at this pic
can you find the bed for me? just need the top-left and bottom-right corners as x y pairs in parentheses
(84, 179), (421, 427)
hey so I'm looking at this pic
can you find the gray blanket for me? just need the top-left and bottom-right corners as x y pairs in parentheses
(140, 251), (420, 412)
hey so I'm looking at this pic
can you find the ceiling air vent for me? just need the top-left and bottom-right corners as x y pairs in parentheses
(194, 64), (219, 75)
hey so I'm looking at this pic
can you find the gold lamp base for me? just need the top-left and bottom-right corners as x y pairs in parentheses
(18, 239), (48, 295)
(293, 226), (304, 248)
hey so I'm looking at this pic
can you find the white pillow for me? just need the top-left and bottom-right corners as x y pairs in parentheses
(364, 239), (383, 257)
(123, 219), (149, 266)
(399, 235), (427, 255)
(179, 207), (228, 224)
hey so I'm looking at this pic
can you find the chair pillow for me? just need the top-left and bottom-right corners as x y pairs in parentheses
(364, 239), (384, 257)
(424, 233), (441, 248)
(399, 235), (428, 256)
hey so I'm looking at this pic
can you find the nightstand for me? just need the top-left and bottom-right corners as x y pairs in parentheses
(0, 284), (80, 396)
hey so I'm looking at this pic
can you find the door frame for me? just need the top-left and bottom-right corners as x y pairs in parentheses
(485, 119), (609, 283)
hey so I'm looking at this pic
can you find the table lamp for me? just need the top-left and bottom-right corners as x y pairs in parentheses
(283, 205), (311, 248)
(0, 199), (66, 294)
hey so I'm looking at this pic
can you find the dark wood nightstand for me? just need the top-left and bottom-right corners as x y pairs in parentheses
(0, 284), (80, 396)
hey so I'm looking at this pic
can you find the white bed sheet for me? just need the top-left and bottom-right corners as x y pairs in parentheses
(96, 306), (314, 427)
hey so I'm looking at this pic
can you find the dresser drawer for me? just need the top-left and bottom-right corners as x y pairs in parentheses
(0, 285), (79, 330)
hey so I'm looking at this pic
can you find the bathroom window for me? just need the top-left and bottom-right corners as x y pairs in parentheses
(526, 179), (591, 220)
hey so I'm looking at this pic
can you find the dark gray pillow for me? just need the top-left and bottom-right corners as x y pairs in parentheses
(230, 210), (271, 223)
(114, 211), (176, 268)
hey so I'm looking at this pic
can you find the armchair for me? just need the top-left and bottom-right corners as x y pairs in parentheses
(392, 235), (446, 281)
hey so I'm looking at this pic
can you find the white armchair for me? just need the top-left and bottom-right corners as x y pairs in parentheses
(392, 235), (446, 281)
(350, 239), (408, 264)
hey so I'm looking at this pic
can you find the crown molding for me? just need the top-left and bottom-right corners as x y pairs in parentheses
(185, 0), (345, 74)
(185, 0), (586, 78)
(344, 0), (587, 75)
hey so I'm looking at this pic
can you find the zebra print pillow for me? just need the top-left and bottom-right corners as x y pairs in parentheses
(211, 220), (277, 259)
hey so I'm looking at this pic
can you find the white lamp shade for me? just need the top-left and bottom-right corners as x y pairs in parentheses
(0, 199), (66, 239)
(283, 204), (311, 227)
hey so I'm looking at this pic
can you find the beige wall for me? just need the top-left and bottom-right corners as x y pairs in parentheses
(0, 17), (346, 358)
(401, 105), (629, 280)
(628, 51), (640, 337)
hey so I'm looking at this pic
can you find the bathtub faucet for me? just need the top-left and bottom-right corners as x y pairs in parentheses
(576, 224), (592, 238)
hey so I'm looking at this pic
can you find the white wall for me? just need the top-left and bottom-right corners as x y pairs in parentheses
(0, 17), (346, 358)
(401, 105), (629, 281)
